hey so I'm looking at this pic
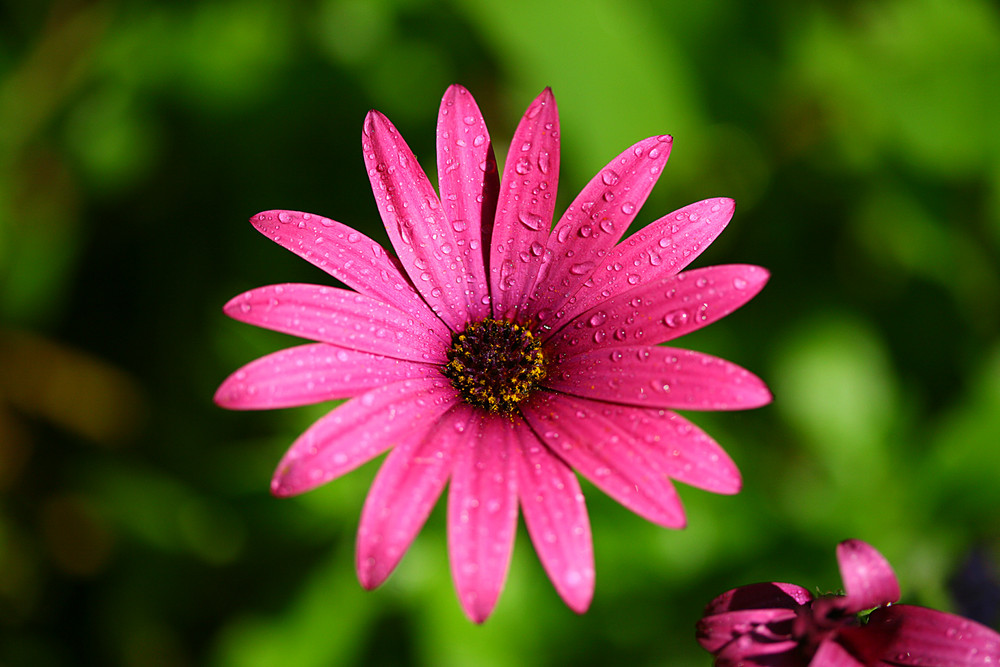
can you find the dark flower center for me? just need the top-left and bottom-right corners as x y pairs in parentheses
(444, 317), (546, 414)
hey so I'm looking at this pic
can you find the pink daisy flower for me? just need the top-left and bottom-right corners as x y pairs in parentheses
(216, 85), (771, 622)
(697, 539), (1000, 666)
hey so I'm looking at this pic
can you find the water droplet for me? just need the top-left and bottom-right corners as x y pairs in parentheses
(473, 134), (485, 147)
(578, 224), (592, 238)
(621, 202), (635, 215)
(664, 309), (690, 328)
(732, 277), (747, 289)
(518, 211), (543, 230)
(537, 151), (551, 174)
(593, 330), (606, 343)
(515, 157), (532, 174)
(601, 169), (620, 186)
(530, 241), (544, 256)
(627, 274), (640, 285)
(277, 212), (291, 223)
(587, 312), (607, 327)
(569, 261), (595, 275)
(599, 219), (614, 234)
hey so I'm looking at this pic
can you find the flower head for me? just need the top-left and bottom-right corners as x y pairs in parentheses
(216, 85), (771, 622)
(697, 539), (1000, 666)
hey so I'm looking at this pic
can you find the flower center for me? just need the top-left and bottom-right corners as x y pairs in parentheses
(444, 317), (546, 414)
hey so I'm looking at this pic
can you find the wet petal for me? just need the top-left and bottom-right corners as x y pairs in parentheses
(811, 639), (866, 666)
(527, 135), (673, 317)
(447, 413), (518, 623)
(837, 539), (901, 612)
(250, 210), (427, 316)
(270, 377), (457, 497)
(215, 343), (438, 409)
(853, 604), (1000, 667)
(356, 403), (475, 589)
(697, 607), (799, 653)
(514, 424), (594, 613)
(703, 582), (814, 616)
(522, 393), (686, 528)
(363, 110), (475, 329)
(589, 404), (742, 494)
(557, 197), (736, 322)
(436, 84), (497, 318)
(490, 88), (560, 318)
(223, 284), (450, 363)
(547, 264), (769, 349)
(545, 346), (772, 411)
(713, 634), (802, 667)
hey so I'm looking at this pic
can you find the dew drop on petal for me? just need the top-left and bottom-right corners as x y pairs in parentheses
(664, 309), (690, 328)
(570, 261), (595, 275)
(518, 211), (544, 231)
(601, 169), (620, 185)
(587, 312), (607, 327)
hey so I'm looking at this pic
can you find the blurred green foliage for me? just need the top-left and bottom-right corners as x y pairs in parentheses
(1, 0), (999, 665)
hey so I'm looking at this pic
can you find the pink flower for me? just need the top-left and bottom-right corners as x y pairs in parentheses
(216, 85), (771, 622)
(697, 539), (1000, 666)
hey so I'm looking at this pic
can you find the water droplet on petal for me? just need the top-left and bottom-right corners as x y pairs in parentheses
(732, 277), (747, 289)
(601, 169), (620, 186)
(664, 309), (690, 328)
(570, 261), (595, 275)
(587, 311), (607, 327)
(518, 211), (543, 231)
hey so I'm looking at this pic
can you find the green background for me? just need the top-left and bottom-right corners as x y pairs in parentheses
(2, 0), (999, 664)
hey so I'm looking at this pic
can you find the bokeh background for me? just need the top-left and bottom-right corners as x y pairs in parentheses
(2, 0), (1000, 664)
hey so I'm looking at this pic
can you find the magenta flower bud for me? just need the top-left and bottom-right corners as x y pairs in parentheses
(697, 540), (1000, 666)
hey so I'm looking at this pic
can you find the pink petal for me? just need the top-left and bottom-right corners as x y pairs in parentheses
(852, 605), (1000, 667)
(811, 639), (866, 666)
(545, 346), (773, 411)
(580, 403), (742, 494)
(356, 403), (476, 589)
(447, 413), (519, 623)
(514, 424), (594, 613)
(522, 393), (686, 528)
(215, 343), (438, 409)
(714, 639), (802, 667)
(436, 84), (498, 318)
(362, 110), (478, 330)
(270, 377), (458, 497)
(527, 135), (673, 317)
(836, 539), (900, 612)
(556, 197), (736, 323)
(703, 582), (814, 616)
(489, 88), (560, 318)
(546, 264), (770, 349)
(697, 607), (799, 653)
(223, 284), (450, 363)
(249, 210), (428, 316)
